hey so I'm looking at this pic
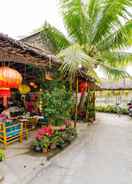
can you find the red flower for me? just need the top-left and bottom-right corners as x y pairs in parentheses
(36, 126), (54, 140)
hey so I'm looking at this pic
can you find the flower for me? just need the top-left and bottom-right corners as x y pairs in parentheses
(36, 126), (54, 140)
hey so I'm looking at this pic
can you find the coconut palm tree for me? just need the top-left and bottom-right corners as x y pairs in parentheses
(41, 0), (132, 121)
(41, 0), (132, 81)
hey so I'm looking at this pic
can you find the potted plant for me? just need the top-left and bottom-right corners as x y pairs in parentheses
(50, 130), (65, 150)
(41, 136), (51, 153)
(33, 126), (54, 153)
(32, 140), (42, 152)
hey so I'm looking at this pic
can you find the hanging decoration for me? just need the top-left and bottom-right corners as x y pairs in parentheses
(0, 67), (22, 88)
(0, 67), (22, 108)
(19, 84), (31, 95)
(79, 82), (88, 93)
(0, 88), (11, 97)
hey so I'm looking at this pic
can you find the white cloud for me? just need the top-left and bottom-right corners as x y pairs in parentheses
(0, 0), (64, 39)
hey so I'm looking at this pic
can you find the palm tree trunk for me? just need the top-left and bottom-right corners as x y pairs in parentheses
(85, 89), (95, 122)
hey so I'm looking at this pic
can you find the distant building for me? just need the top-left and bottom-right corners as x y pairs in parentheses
(96, 79), (132, 107)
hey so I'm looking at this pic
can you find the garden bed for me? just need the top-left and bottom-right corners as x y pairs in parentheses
(30, 135), (77, 160)
(32, 121), (77, 158)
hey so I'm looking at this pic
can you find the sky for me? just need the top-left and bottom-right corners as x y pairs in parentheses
(0, 0), (64, 39)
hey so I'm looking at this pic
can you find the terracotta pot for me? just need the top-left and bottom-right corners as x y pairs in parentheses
(50, 144), (56, 150)
(42, 148), (48, 155)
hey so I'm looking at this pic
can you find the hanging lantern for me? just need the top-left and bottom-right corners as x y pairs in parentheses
(0, 88), (11, 97)
(19, 84), (31, 95)
(0, 67), (22, 88)
(0, 88), (11, 108)
(0, 67), (22, 108)
(79, 82), (89, 92)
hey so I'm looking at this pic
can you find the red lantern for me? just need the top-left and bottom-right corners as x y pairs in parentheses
(0, 88), (11, 108)
(79, 82), (88, 93)
(0, 88), (11, 97)
(0, 67), (22, 88)
(0, 67), (22, 108)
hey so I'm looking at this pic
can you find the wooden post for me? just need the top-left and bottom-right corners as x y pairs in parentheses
(25, 128), (28, 140)
(3, 124), (7, 147)
(19, 123), (23, 143)
(75, 77), (79, 127)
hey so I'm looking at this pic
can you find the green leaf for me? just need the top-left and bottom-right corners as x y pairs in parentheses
(58, 43), (96, 79)
(100, 63), (131, 80)
(59, 0), (89, 44)
(41, 22), (70, 53)
(101, 51), (132, 67)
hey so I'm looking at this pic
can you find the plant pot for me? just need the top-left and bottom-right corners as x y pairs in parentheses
(33, 145), (42, 152)
(57, 142), (65, 149)
(42, 148), (49, 155)
(50, 144), (56, 150)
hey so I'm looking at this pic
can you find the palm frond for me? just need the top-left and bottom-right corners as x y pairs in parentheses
(59, 0), (89, 45)
(90, 0), (132, 44)
(87, 0), (103, 44)
(101, 51), (132, 67)
(97, 20), (132, 51)
(58, 43), (96, 79)
(100, 63), (131, 80)
(41, 22), (70, 54)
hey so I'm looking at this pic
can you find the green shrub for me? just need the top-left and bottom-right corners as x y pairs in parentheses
(96, 105), (128, 115)
(0, 149), (5, 161)
(42, 86), (75, 126)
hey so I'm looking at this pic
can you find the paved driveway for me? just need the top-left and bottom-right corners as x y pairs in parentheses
(27, 113), (132, 184)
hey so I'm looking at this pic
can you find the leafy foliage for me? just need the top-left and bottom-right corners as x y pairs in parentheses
(41, 0), (132, 81)
(96, 105), (128, 114)
(42, 86), (75, 126)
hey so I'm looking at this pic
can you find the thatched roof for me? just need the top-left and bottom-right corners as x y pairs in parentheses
(0, 33), (96, 84)
(100, 79), (132, 90)
(0, 33), (59, 68)
(20, 31), (41, 41)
